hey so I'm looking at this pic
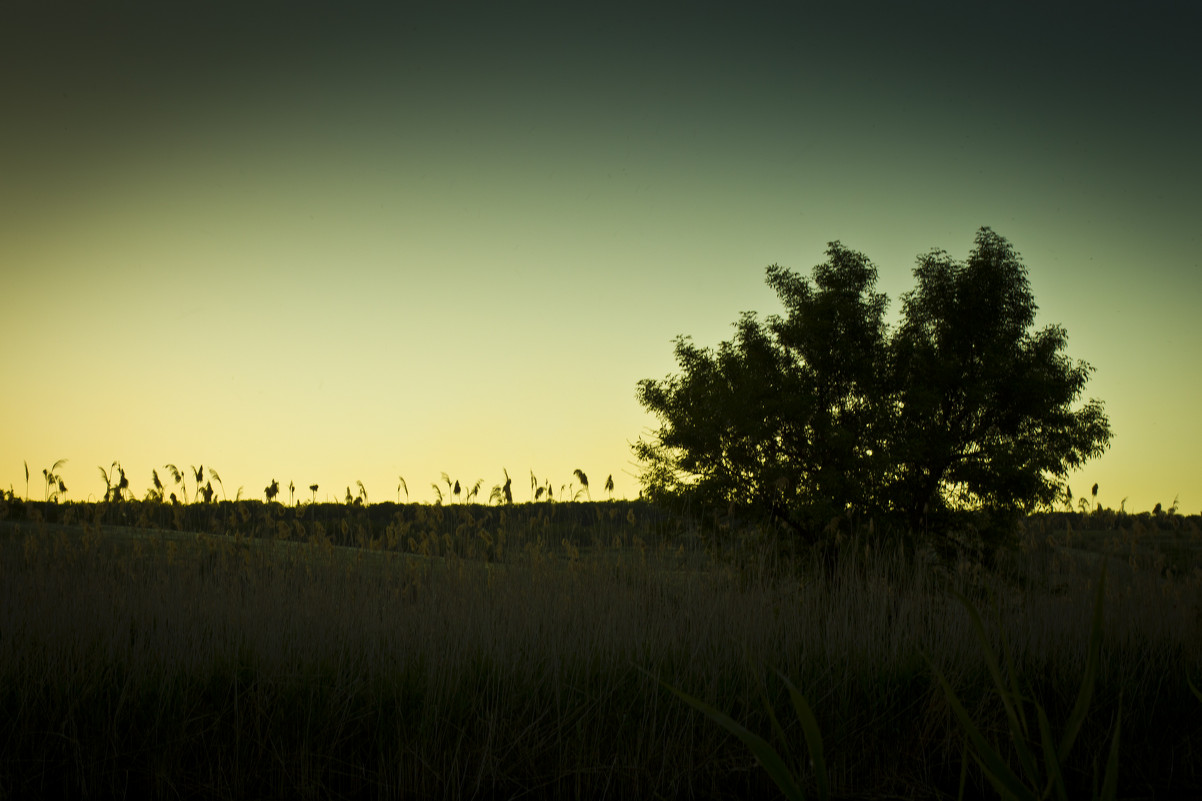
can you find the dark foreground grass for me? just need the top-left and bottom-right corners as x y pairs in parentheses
(1, 506), (1200, 800)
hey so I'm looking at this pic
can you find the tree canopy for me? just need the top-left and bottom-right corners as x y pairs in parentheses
(635, 228), (1111, 545)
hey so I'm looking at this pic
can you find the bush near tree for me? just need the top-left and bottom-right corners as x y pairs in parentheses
(635, 227), (1111, 548)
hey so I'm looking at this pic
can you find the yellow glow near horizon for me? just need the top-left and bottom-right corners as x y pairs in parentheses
(2, 3), (1199, 513)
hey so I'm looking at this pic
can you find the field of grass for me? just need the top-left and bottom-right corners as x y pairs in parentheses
(2, 496), (1201, 800)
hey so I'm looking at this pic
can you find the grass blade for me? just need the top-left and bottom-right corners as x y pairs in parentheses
(953, 590), (1039, 786)
(1035, 703), (1068, 801)
(776, 669), (829, 801)
(643, 669), (805, 801)
(1058, 561), (1106, 763)
(753, 668), (793, 774)
(927, 655), (1039, 801)
(1098, 700), (1121, 801)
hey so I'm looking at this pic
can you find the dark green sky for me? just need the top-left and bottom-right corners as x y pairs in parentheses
(3, 1), (1199, 509)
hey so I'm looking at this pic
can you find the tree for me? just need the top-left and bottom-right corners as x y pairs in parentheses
(636, 228), (1111, 545)
(887, 229), (1111, 532)
(636, 241), (890, 536)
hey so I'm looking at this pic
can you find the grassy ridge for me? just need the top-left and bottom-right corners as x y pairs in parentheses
(1, 501), (1200, 799)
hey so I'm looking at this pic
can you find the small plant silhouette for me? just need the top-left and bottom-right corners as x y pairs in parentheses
(98, 461), (127, 503)
(42, 459), (67, 502)
(309, 483), (318, 503)
(356, 480), (368, 505)
(490, 469), (513, 505)
(164, 464), (185, 503)
(604, 474), (615, 500)
(265, 479), (280, 503)
(466, 479), (483, 503)
(397, 475), (408, 503)
(289, 480), (295, 506)
(573, 469), (590, 501)
(210, 468), (226, 501)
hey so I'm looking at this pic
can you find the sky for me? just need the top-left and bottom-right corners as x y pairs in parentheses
(2, 1), (1199, 512)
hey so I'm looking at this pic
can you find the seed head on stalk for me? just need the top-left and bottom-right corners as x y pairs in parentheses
(209, 468), (226, 501)
(164, 464), (185, 503)
(43, 458), (67, 502)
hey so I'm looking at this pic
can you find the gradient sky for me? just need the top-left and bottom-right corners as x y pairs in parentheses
(3, 1), (1199, 512)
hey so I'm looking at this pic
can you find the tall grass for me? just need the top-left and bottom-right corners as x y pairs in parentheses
(1, 504), (1200, 799)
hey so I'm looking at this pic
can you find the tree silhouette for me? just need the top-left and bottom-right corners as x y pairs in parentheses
(889, 229), (1110, 531)
(637, 228), (1111, 545)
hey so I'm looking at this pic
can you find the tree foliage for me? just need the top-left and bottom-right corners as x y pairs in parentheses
(635, 228), (1111, 544)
